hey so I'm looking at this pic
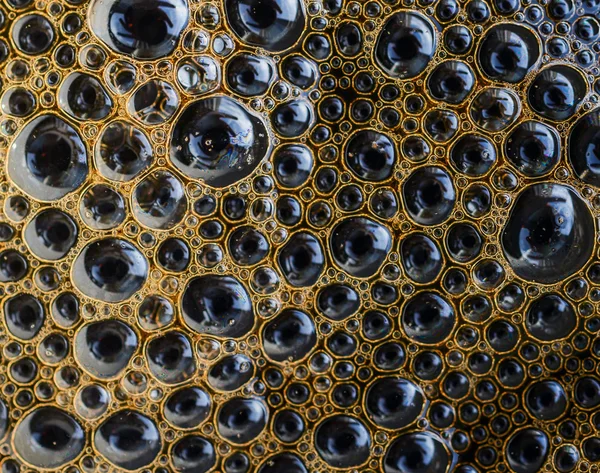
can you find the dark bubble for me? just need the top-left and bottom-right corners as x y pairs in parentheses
(526, 294), (576, 341)
(80, 184), (127, 230)
(505, 429), (550, 473)
(95, 410), (162, 470)
(262, 308), (316, 362)
(12, 14), (54, 55)
(375, 11), (437, 79)
(528, 65), (586, 121)
(132, 170), (187, 230)
(258, 453), (308, 473)
(208, 354), (254, 391)
(225, 0), (305, 51)
(273, 144), (313, 188)
(14, 406), (84, 468)
(39, 332), (69, 364)
(373, 342), (405, 370)
(345, 130), (396, 182)
(478, 23), (541, 83)
(24, 209), (77, 261)
(403, 166), (456, 225)
(427, 60), (475, 104)
(567, 109), (600, 187)
(4, 294), (44, 340)
(72, 238), (148, 302)
(330, 217), (392, 277)
(0, 250), (28, 283)
(366, 377), (424, 429)
(463, 183), (492, 218)
(90, 0), (189, 59)
(8, 115), (88, 201)
(217, 397), (268, 444)
(1, 87), (36, 117)
(58, 72), (113, 120)
(370, 188), (398, 219)
(281, 55), (317, 89)
(502, 183), (594, 284)
(470, 87), (521, 131)
(526, 380), (568, 420)
(401, 233), (443, 284)
(128, 79), (179, 125)
(278, 232), (325, 286)
(181, 275), (254, 338)
(446, 223), (482, 263)
(75, 319), (137, 379)
(444, 25), (473, 54)
(362, 310), (392, 340)
(314, 415), (372, 468)
(486, 319), (520, 352)
(273, 410), (305, 443)
(228, 226), (270, 266)
(146, 331), (196, 385)
(271, 99), (314, 137)
(96, 121), (153, 181)
(336, 22), (363, 56)
(505, 121), (560, 177)
(157, 238), (190, 272)
(171, 435), (216, 473)
(170, 95), (270, 187)
(164, 386), (211, 429)
(317, 283), (360, 321)
(327, 331), (358, 357)
(574, 376), (600, 408)
(402, 292), (456, 344)
(384, 431), (451, 473)
(424, 109), (459, 142)
(450, 134), (496, 177)
(226, 53), (276, 96)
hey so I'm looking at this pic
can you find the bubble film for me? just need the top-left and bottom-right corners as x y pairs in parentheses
(2, 0), (600, 472)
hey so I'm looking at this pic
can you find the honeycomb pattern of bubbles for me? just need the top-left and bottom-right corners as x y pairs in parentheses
(4, 0), (600, 471)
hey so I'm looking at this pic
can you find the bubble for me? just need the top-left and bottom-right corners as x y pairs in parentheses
(273, 410), (305, 443)
(170, 95), (270, 187)
(146, 330), (196, 385)
(95, 410), (162, 470)
(12, 14), (55, 55)
(427, 60), (475, 104)
(450, 134), (496, 177)
(72, 238), (148, 302)
(208, 354), (254, 391)
(273, 144), (313, 188)
(574, 377), (600, 408)
(403, 166), (456, 225)
(400, 233), (443, 284)
(24, 209), (78, 260)
(80, 184), (127, 230)
(317, 283), (360, 321)
(528, 65), (586, 121)
(345, 130), (396, 182)
(365, 377), (425, 429)
(95, 121), (153, 181)
(4, 293), (44, 340)
(7, 115), (88, 201)
(271, 99), (314, 137)
(58, 72), (113, 120)
(75, 319), (137, 379)
(502, 183), (594, 284)
(505, 121), (560, 177)
(277, 232), (325, 286)
(176, 56), (221, 95)
(505, 429), (550, 473)
(383, 431), (451, 473)
(89, 0), (189, 59)
(374, 11), (437, 79)
(224, 0), (306, 51)
(446, 223), (482, 263)
(216, 397), (268, 444)
(13, 406), (85, 468)
(228, 226), (270, 266)
(402, 291), (456, 344)
(567, 109), (600, 187)
(181, 275), (254, 338)
(281, 55), (317, 89)
(330, 217), (392, 277)
(314, 415), (372, 468)
(39, 332), (69, 364)
(226, 53), (276, 96)
(164, 386), (211, 429)
(171, 435), (216, 473)
(525, 380), (568, 420)
(1, 87), (36, 117)
(258, 453), (308, 473)
(478, 23), (541, 83)
(470, 87), (521, 131)
(156, 238), (190, 272)
(262, 308), (317, 362)
(132, 170), (187, 230)
(526, 294), (576, 341)
(75, 384), (110, 419)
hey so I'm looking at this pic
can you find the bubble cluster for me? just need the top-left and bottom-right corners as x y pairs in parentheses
(2, 0), (600, 471)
